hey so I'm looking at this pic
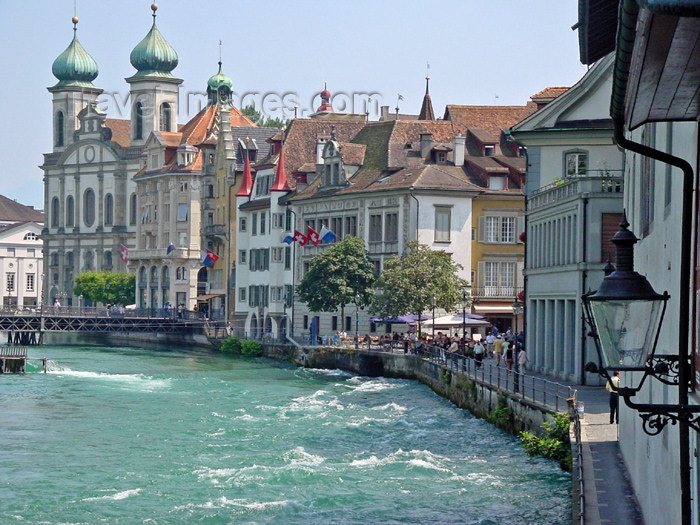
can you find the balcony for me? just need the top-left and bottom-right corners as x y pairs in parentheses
(528, 170), (623, 212)
(202, 224), (227, 237)
(472, 286), (523, 299)
(129, 247), (196, 261)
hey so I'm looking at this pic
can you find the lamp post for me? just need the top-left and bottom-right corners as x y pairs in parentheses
(461, 289), (470, 352)
(512, 299), (523, 392)
(431, 294), (437, 341)
(355, 291), (360, 349)
(581, 214), (700, 524)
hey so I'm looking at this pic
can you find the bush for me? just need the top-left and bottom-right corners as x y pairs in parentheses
(220, 336), (242, 354)
(241, 339), (263, 356)
(519, 412), (571, 471)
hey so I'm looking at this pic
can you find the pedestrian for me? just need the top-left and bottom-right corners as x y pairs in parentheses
(485, 332), (495, 358)
(518, 347), (529, 371)
(474, 340), (485, 368)
(607, 371), (620, 424)
(494, 336), (503, 366)
(504, 342), (514, 373)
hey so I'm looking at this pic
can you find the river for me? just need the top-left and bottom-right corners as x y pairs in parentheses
(0, 345), (570, 524)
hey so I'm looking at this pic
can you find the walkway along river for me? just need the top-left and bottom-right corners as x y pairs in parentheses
(1, 344), (571, 524)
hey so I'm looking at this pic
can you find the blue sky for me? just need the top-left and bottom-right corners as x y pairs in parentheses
(0, 0), (588, 210)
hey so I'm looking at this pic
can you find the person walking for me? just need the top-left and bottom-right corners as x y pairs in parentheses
(607, 371), (620, 424)
(493, 336), (503, 366)
(517, 347), (529, 371)
(485, 332), (495, 358)
(474, 340), (485, 368)
(504, 342), (514, 373)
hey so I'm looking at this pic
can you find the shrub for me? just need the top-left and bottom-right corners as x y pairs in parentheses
(519, 412), (572, 471)
(220, 336), (242, 354)
(241, 339), (263, 356)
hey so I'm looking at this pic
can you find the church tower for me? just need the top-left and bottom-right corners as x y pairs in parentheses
(48, 16), (102, 152)
(126, 3), (182, 145)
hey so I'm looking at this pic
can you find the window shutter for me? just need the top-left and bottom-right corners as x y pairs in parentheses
(477, 261), (485, 288)
(517, 216), (525, 243)
(516, 261), (524, 287)
(478, 216), (485, 242)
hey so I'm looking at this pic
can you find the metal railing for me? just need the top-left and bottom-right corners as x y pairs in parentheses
(0, 304), (206, 321)
(573, 408), (585, 524)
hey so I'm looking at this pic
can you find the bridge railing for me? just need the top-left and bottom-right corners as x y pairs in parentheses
(0, 305), (208, 322)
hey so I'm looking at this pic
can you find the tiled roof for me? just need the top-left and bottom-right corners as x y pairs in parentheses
(281, 118), (366, 183)
(156, 131), (182, 147)
(418, 93), (435, 120)
(443, 105), (537, 135)
(338, 143), (366, 165)
(468, 128), (498, 144)
(530, 86), (570, 101)
(387, 120), (459, 168)
(105, 118), (131, 147)
(0, 195), (44, 223)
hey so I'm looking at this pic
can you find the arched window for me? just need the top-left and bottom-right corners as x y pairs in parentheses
(83, 189), (95, 226)
(162, 266), (170, 285)
(176, 266), (187, 281)
(66, 195), (74, 227)
(65, 251), (73, 268)
(56, 111), (64, 147)
(129, 193), (137, 226)
(139, 266), (147, 286)
(23, 232), (38, 241)
(50, 252), (59, 266)
(103, 251), (112, 268)
(150, 266), (158, 286)
(104, 193), (114, 225)
(159, 103), (172, 132)
(83, 250), (94, 271)
(51, 197), (60, 228)
(135, 102), (144, 140)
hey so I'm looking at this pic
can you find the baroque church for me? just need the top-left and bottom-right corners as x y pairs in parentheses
(41, 6), (271, 310)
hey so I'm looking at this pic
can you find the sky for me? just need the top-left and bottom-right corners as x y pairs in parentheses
(0, 0), (588, 211)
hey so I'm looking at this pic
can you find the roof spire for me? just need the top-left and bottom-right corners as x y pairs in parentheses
(317, 82), (332, 113)
(236, 148), (254, 197)
(271, 144), (290, 192)
(418, 67), (435, 120)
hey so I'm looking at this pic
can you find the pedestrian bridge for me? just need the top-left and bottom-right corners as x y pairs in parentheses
(0, 306), (207, 345)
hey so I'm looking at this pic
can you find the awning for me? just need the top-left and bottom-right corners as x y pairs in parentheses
(421, 315), (491, 329)
(195, 294), (224, 300)
(473, 304), (516, 315)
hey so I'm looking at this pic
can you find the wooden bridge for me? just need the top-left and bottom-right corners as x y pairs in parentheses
(0, 306), (208, 345)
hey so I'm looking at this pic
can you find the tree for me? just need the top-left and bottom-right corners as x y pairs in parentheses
(296, 236), (376, 322)
(371, 241), (468, 335)
(242, 104), (290, 129)
(74, 272), (135, 305)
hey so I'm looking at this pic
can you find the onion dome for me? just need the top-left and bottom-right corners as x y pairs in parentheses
(207, 61), (233, 105)
(317, 82), (332, 112)
(51, 17), (99, 89)
(129, 4), (178, 78)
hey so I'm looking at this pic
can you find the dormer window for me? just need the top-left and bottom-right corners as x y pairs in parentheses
(489, 175), (506, 190)
(484, 145), (495, 156)
(437, 152), (446, 164)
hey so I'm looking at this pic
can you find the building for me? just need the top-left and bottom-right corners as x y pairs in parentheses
(511, 55), (625, 383)
(577, 2), (700, 523)
(0, 196), (45, 309)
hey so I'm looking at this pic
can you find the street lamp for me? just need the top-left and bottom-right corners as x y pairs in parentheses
(512, 298), (523, 392)
(461, 289), (470, 352)
(432, 294), (437, 341)
(580, 215), (700, 436)
(355, 292), (360, 349)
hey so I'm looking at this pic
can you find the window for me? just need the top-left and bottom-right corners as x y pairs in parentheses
(489, 175), (505, 190)
(65, 251), (73, 267)
(177, 204), (188, 222)
(51, 197), (60, 228)
(479, 216), (520, 244)
(27, 249), (35, 257)
(23, 232), (38, 241)
(129, 193), (137, 225)
(6, 273), (15, 292)
(103, 251), (112, 268)
(260, 212), (266, 235)
(159, 103), (172, 132)
(331, 217), (343, 240)
(481, 261), (516, 296)
(252, 213), (258, 235)
(134, 102), (144, 140)
(104, 194), (114, 225)
(50, 252), (59, 266)
(239, 250), (247, 264)
(239, 287), (247, 302)
(66, 196), (74, 227)
(284, 247), (291, 270)
(385, 213), (398, 242)
(369, 214), (382, 242)
(180, 182), (188, 192)
(256, 175), (272, 196)
(345, 216), (357, 237)
(6, 248), (15, 256)
(83, 188), (95, 226)
(565, 151), (587, 177)
(176, 266), (187, 281)
(434, 207), (451, 242)
(272, 247), (284, 262)
(484, 145), (495, 156)
(271, 286), (284, 302)
(56, 111), (64, 147)
(26, 274), (34, 292)
(332, 316), (338, 331)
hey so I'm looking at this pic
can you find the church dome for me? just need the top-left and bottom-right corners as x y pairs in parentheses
(207, 62), (233, 105)
(51, 18), (99, 89)
(207, 63), (233, 91)
(129, 5), (178, 78)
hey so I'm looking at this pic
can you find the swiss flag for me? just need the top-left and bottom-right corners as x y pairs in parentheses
(293, 230), (309, 246)
(119, 244), (129, 263)
(307, 226), (320, 246)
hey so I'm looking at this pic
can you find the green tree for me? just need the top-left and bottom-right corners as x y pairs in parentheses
(242, 104), (290, 129)
(296, 236), (376, 321)
(371, 241), (468, 335)
(74, 272), (135, 305)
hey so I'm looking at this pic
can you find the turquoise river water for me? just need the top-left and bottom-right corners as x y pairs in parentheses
(0, 345), (571, 524)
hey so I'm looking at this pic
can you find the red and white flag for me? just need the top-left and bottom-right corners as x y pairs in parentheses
(293, 229), (309, 246)
(307, 226), (320, 246)
(119, 244), (129, 263)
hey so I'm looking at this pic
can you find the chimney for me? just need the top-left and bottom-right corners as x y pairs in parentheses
(380, 105), (390, 121)
(420, 133), (433, 159)
(316, 137), (327, 164)
(453, 133), (465, 166)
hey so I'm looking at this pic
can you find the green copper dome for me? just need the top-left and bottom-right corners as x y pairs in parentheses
(129, 8), (178, 78)
(207, 64), (233, 90)
(51, 23), (98, 89)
